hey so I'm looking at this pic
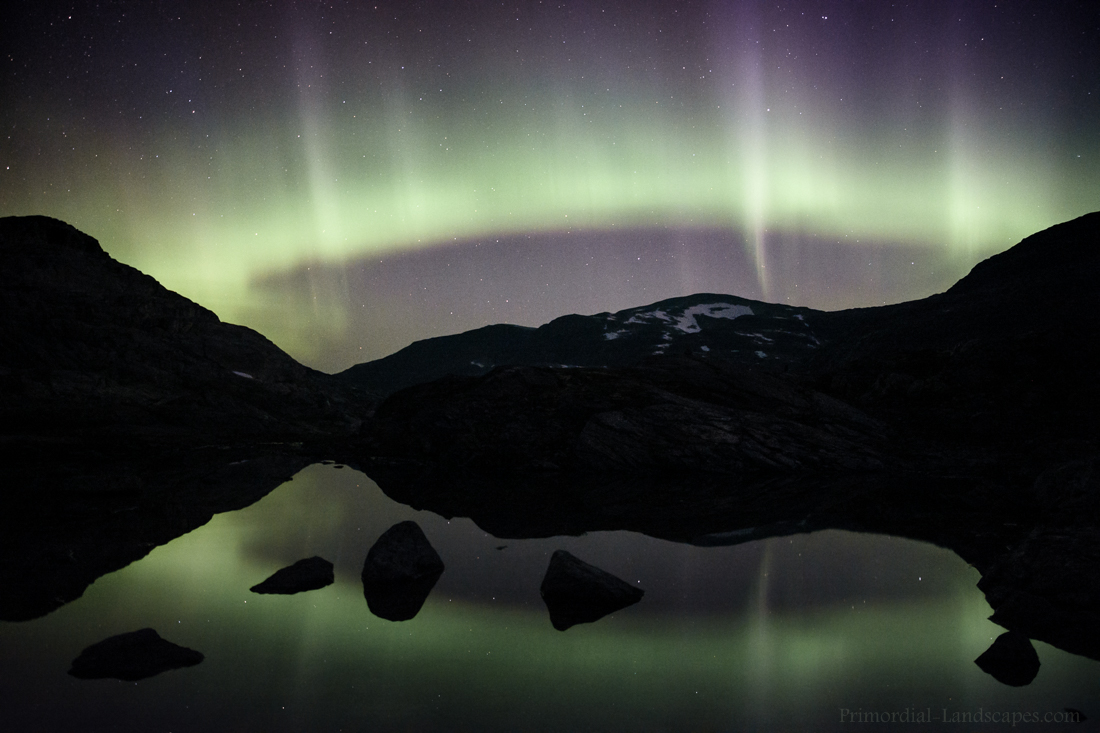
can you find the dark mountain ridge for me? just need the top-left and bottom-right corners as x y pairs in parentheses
(809, 212), (1100, 451)
(358, 212), (1100, 482)
(0, 215), (377, 620)
(0, 215), (377, 451)
(356, 212), (1100, 661)
(3, 212), (1100, 665)
(338, 293), (830, 397)
(344, 212), (1099, 460)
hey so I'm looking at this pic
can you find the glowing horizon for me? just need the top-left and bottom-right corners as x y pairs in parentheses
(12, 96), (1092, 309)
(4, 2), (1097, 369)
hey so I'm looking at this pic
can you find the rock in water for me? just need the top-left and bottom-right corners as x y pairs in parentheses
(540, 550), (644, 631)
(974, 630), (1041, 686)
(362, 521), (446, 582)
(69, 628), (203, 681)
(361, 521), (445, 621)
(250, 556), (334, 595)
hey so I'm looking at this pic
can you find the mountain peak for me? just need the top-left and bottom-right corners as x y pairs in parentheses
(0, 215), (374, 448)
(948, 211), (1100, 301)
(1, 215), (106, 258)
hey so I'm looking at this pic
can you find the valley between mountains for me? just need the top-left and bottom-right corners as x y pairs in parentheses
(2, 212), (1098, 663)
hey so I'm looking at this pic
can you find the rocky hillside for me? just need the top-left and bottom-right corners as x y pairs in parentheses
(362, 212), (1100, 482)
(0, 215), (376, 620)
(357, 212), (1100, 663)
(3, 212), (1099, 661)
(338, 293), (832, 398)
(0, 215), (377, 451)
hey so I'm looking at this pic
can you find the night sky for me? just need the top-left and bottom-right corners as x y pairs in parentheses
(3, 1), (1098, 371)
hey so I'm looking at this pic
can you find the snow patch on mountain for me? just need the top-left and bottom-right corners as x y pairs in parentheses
(674, 303), (754, 333)
(624, 309), (672, 326)
(618, 302), (754, 334)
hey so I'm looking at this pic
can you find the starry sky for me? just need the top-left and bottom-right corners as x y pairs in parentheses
(3, 1), (1098, 371)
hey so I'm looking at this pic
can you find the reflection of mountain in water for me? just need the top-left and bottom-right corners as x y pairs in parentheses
(0, 215), (374, 620)
(1, 213), (1099, 679)
(359, 212), (1100, 663)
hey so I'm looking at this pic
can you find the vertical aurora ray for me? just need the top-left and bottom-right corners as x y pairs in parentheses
(289, 17), (354, 337)
(713, 0), (774, 298)
(115, 104), (1081, 287)
(3, 1), (1097, 368)
(748, 537), (776, 728)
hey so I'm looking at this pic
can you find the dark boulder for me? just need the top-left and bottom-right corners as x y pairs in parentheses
(68, 628), (203, 681)
(362, 521), (446, 583)
(974, 630), (1041, 687)
(540, 550), (644, 630)
(250, 556), (334, 594)
(361, 521), (444, 621)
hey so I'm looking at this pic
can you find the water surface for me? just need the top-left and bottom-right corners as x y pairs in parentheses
(1, 464), (1095, 731)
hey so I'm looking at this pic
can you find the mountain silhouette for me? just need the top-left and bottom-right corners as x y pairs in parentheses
(2, 212), (1099, 664)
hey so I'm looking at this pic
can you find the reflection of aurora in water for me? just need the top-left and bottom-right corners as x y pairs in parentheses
(4, 2), (1098, 368)
(0, 465), (1095, 731)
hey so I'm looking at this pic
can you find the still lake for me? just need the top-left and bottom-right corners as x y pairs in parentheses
(1, 463), (1096, 731)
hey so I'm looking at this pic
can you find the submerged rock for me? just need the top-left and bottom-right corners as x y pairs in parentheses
(361, 521), (444, 621)
(974, 630), (1041, 686)
(540, 550), (644, 631)
(250, 556), (334, 595)
(69, 628), (203, 681)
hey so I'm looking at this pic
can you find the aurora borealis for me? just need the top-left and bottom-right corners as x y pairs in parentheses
(2, 463), (1097, 730)
(3, 1), (1098, 370)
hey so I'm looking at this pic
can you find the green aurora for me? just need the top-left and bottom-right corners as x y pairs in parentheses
(3, 2), (1098, 368)
(2, 464), (1095, 730)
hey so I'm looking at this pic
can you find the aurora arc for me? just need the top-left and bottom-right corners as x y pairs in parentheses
(3, 1), (1097, 368)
